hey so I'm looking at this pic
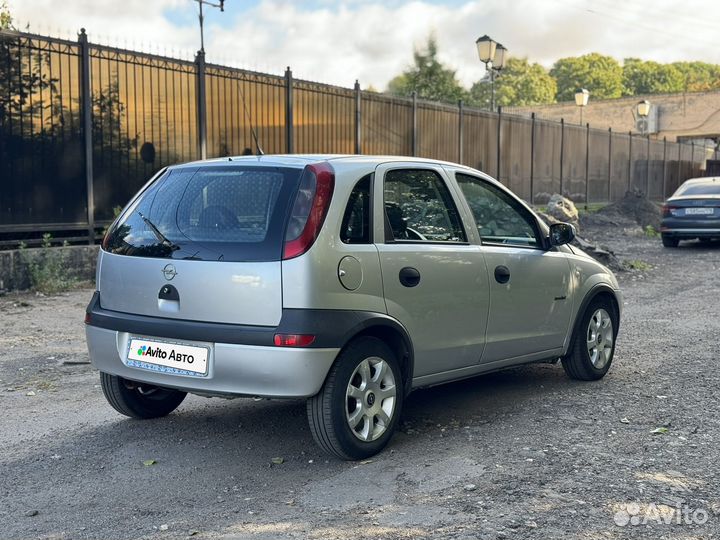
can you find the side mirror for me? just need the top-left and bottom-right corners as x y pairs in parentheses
(548, 222), (576, 247)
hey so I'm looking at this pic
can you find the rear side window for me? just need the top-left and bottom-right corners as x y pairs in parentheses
(340, 175), (371, 244)
(383, 169), (466, 242)
(104, 166), (302, 262)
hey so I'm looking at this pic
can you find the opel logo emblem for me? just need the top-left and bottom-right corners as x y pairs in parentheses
(162, 264), (177, 281)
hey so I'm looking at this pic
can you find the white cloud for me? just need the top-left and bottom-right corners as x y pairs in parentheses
(10, 0), (720, 90)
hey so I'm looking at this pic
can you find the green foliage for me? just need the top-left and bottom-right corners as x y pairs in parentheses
(18, 241), (80, 294)
(468, 57), (556, 108)
(644, 225), (659, 238)
(550, 53), (624, 101)
(624, 259), (651, 272)
(386, 35), (467, 103)
(622, 58), (685, 96)
(671, 61), (720, 92)
(0, 0), (12, 30)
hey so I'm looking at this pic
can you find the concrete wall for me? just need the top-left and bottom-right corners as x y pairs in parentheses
(506, 91), (720, 143)
(0, 245), (99, 291)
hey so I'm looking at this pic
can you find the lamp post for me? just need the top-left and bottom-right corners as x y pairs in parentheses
(574, 88), (589, 125)
(637, 99), (650, 135)
(476, 35), (508, 111)
(194, 0), (224, 53)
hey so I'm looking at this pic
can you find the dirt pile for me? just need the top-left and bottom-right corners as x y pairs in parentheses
(581, 190), (661, 231)
(536, 210), (622, 271)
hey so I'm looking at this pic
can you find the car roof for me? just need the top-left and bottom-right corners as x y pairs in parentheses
(171, 154), (478, 173)
(681, 176), (720, 185)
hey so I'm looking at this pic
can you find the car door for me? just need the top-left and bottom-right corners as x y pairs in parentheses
(453, 171), (573, 364)
(373, 164), (490, 378)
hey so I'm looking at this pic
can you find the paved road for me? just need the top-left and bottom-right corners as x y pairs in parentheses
(1, 232), (719, 539)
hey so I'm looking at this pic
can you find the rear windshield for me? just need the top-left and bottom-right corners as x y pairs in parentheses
(104, 165), (302, 262)
(674, 182), (720, 196)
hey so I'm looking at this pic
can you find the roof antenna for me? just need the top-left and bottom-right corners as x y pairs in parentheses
(237, 82), (265, 156)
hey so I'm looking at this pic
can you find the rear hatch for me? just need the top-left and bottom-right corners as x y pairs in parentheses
(663, 195), (720, 223)
(98, 163), (303, 327)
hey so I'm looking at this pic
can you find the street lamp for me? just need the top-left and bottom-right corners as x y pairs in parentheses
(637, 100), (651, 135)
(194, 0), (224, 53)
(476, 35), (508, 111)
(574, 88), (589, 125)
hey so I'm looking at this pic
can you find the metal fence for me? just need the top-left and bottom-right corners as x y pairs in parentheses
(1, 29), (718, 245)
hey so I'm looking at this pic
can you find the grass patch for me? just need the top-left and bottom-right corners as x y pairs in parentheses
(19, 234), (80, 294)
(624, 259), (652, 272)
(644, 225), (660, 238)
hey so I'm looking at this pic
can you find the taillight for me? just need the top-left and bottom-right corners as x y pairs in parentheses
(101, 231), (110, 250)
(273, 334), (316, 347)
(661, 205), (676, 217)
(84, 312), (91, 324)
(283, 162), (335, 260)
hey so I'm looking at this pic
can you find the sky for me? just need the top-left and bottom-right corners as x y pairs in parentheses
(9, 0), (720, 90)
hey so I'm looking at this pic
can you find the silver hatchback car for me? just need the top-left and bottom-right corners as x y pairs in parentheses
(85, 155), (622, 460)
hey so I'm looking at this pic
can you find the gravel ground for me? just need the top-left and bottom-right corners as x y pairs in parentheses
(1, 227), (719, 540)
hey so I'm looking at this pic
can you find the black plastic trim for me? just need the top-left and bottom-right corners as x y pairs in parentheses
(85, 292), (414, 352)
(566, 284), (621, 354)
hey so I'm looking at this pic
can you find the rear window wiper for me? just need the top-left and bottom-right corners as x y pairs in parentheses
(138, 211), (180, 251)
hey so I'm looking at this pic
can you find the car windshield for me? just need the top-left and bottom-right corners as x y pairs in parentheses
(674, 182), (720, 196)
(104, 165), (302, 262)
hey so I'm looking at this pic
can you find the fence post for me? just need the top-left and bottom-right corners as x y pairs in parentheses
(195, 50), (208, 160)
(662, 137), (668, 199)
(645, 135), (651, 197)
(496, 107), (502, 181)
(608, 127), (612, 202)
(458, 99), (464, 164)
(78, 28), (94, 245)
(627, 131), (633, 192)
(285, 67), (294, 154)
(559, 118), (564, 195)
(411, 91), (417, 157)
(584, 122), (590, 208)
(677, 143), (682, 187)
(691, 141), (695, 175)
(530, 112), (535, 204)
(354, 80), (361, 155)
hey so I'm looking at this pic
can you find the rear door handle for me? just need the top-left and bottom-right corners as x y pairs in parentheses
(494, 265), (510, 284)
(399, 267), (421, 287)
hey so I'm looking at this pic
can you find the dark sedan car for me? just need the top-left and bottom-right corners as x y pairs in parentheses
(660, 177), (720, 247)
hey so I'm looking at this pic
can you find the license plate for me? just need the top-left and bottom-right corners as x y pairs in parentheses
(685, 207), (714, 215)
(127, 338), (209, 376)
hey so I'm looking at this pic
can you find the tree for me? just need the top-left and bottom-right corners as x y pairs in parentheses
(468, 57), (556, 108)
(671, 61), (720, 93)
(386, 35), (467, 103)
(550, 53), (623, 101)
(622, 58), (685, 96)
(0, 0), (11, 30)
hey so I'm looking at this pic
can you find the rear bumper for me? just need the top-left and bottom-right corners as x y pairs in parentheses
(84, 292), (413, 397)
(86, 325), (339, 398)
(660, 227), (720, 239)
(660, 217), (720, 238)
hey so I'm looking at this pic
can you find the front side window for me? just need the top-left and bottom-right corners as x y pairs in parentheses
(383, 169), (466, 242)
(456, 173), (540, 248)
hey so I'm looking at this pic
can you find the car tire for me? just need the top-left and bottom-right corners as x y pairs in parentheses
(562, 298), (617, 381)
(100, 372), (186, 419)
(307, 336), (403, 460)
(661, 235), (679, 248)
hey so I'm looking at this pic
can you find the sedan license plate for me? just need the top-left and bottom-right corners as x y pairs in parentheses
(685, 207), (714, 215)
(127, 338), (209, 376)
